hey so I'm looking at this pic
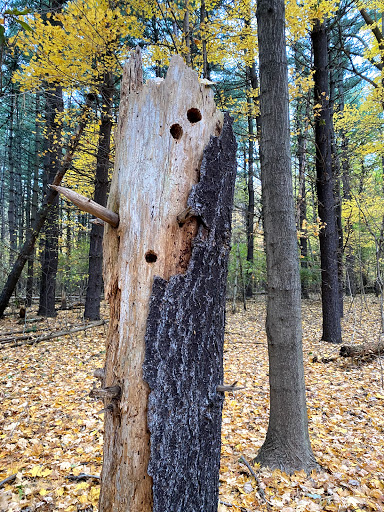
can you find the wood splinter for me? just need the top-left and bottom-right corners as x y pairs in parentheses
(89, 385), (121, 400)
(49, 184), (119, 228)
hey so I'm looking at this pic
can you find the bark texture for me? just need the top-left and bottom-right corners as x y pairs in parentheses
(143, 114), (236, 512)
(100, 48), (230, 512)
(255, 0), (318, 474)
(311, 20), (342, 343)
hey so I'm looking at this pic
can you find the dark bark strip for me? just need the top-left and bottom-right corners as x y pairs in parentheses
(143, 114), (237, 512)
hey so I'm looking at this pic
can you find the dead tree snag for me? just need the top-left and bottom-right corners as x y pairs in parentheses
(99, 47), (237, 512)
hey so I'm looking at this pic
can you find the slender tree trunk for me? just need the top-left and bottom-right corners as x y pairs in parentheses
(38, 85), (64, 316)
(311, 19), (342, 344)
(8, 98), (17, 266)
(330, 66), (344, 317)
(295, 89), (310, 299)
(245, 67), (255, 297)
(200, 0), (209, 79)
(254, 0), (318, 473)
(26, 94), (41, 307)
(183, 0), (191, 65)
(84, 73), (114, 320)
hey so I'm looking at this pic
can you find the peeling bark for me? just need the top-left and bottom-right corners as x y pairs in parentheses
(143, 115), (236, 512)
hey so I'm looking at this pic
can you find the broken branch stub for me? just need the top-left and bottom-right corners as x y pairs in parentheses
(49, 185), (119, 227)
(100, 46), (236, 512)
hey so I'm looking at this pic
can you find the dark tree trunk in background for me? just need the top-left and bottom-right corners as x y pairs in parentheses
(255, 0), (318, 473)
(84, 73), (114, 320)
(8, 96), (17, 266)
(330, 66), (344, 317)
(295, 87), (310, 299)
(26, 94), (42, 307)
(245, 66), (255, 297)
(38, 85), (64, 317)
(311, 19), (342, 344)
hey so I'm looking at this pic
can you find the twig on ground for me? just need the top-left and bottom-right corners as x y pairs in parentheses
(66, 473), (100, 482)
(1, 320), (108, 349)
(239, 455), (266, 503)
(0, 473), (17, 488)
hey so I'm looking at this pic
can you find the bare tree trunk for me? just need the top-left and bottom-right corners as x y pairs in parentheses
(245, 67), (255, 298)
(7, 96), (17, 266)
(26, 94), (42, 307)
(200, 0), (209, 79)
(84, 73), (114, 320)
(38, 85), (64, 317)
(99, 49), (236, 512)
(311, 19), (342, 343)
(255, 0), (318, 474)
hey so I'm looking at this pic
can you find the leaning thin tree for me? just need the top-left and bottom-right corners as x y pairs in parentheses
(93, 48), (237, 511)
(254, 0), (318, 473)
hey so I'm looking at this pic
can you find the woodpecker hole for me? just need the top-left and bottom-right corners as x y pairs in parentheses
(145, 251), (158, 263)
(170, 124), (183, 140)
(187, 108), (202, 123)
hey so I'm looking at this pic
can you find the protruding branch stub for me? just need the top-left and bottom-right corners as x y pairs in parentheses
(49, 184), (119, 228)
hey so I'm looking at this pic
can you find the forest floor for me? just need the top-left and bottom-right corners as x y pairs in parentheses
(0, 295), (383, 512)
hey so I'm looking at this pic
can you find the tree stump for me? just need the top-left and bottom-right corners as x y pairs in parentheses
(99, 48), (237, 512)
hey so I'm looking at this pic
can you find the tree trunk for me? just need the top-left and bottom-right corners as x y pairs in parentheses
(99, 48), (236, 512)
(245, 67), (255, 298)
(26, 94), (42, 307)
(296, 92), (310, 299)
(0, 95), (93, 318)
(311, 19), (342, 344)
(254, 0), (318, 474)
(7, 96), (17, 266)
(38, 85), (64, 317)
(84, 73), (114, 320)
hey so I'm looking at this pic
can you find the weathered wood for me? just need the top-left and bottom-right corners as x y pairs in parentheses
(100, 47), (235, 512)
(340, 340), (384, 359)
(49, 185), (119, 227)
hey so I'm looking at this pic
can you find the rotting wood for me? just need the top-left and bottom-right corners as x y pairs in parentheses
(1, 319), (107, 349)
(49, 185), (119, 228)
(340, 340), (384, 359)
(100, 46), (236, 512)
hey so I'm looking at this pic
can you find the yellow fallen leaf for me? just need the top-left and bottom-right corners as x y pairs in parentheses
(76, 481), (89, 490)
(39, 488), (47, 496)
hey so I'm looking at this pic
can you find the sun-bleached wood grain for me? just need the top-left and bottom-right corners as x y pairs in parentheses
(49, 185), (119, 227)
(99, 47), (223, 512)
